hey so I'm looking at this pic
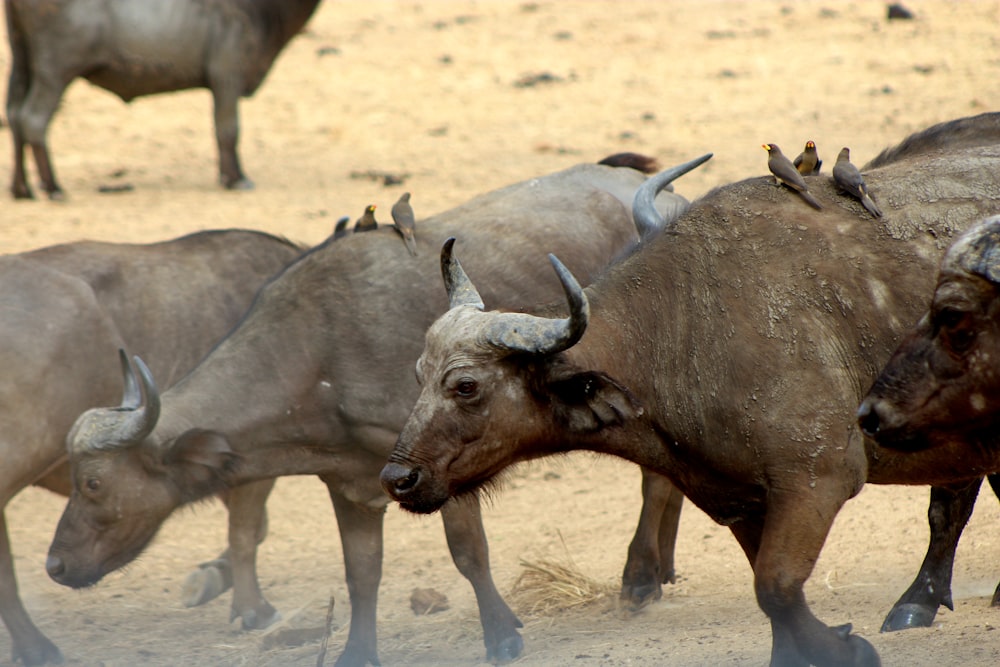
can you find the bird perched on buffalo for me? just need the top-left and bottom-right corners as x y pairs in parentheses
(832, 147), (883, 218)
(763, 143), (823, 210)
(391, 192), (418, 256)
(332, 216), (351, 239)
(793, 140), (822, 175)
(355, 204), (378, 232)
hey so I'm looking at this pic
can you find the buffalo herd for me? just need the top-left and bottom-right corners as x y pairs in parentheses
(4, 3), (1000, 667)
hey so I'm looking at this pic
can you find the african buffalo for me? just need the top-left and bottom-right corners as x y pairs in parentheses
(4, 0), (322, 198)
(858, 214), (1000, 622)
(45, 155), (707, 666)
(381, 112), (1000, 666)
(0, 230), (302, 666)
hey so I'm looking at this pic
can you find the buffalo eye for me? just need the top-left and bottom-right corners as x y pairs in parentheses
(936, 307), (976, 355)
(85, 477), (101, 493)
(454, 378), (479, 399)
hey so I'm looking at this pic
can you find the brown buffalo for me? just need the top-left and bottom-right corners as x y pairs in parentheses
(5, 0), (322, 198)
(381, 113), (1000, 666)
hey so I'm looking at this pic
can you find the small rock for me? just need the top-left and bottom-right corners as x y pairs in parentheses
(887, 3), (914, 20)
(410, 587), (449, 615)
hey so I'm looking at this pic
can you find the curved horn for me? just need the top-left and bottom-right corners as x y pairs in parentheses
(441, 237), (485, 310)
(118, 348), (141, 409)
(110, 355), (161, 444)
(484, 254), (589, 356)
(949, 214), (1000, 283)
(632, 153), (713, 239)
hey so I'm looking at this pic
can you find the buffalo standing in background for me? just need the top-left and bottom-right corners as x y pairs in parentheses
(4, 0), (322, 198)
(0, 230), (302, 666)
(45, 155), (706, 667)
(381, 113), (1000, 666)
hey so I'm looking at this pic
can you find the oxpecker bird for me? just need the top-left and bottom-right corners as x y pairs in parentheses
(832, 147), (883, 218)
(391, 192), (418, 256)
(793, 140), (822, 175)
(355, 204), (378, 232)
(332, 216), (351, 239)
(763, 143), (823, 210)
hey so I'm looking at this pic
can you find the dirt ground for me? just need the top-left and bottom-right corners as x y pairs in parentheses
(3, 1), (1000, 665)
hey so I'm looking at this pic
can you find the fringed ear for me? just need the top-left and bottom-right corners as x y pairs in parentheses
(545, 366), (643, 433)
(163, 429), (240, 499)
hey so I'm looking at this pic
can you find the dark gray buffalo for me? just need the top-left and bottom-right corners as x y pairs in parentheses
(0, 230), (302, 666)
(858, 214), (1000, 622)
(4, 0), (322, 198)
(44, 155), (708, 667)
(380, 113), (1000, 667)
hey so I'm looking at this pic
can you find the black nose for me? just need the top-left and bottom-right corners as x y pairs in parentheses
(380, 463), (421, 498)
(46, 554), (65, 579)
(857, 401), (881, 437)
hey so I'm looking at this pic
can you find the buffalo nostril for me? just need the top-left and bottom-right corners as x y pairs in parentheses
(380, 463), (422, 498)
(857, 402), (881, 437)
(46, 554), (65, 579)
(394, 468), (421, 492)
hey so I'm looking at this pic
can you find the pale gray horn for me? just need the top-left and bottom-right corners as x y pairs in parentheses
(632, 153), (713, 238)
(112, 354), (161, 444)
(484, 254), (589, 356)
(951, 214), (1000, 284)
(118, 348), (141, 409)
(441, 237), (485, 310)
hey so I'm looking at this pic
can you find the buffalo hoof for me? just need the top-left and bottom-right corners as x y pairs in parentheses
(182, 559), (233, 607)
(232, 603), (281, 630)
(13, 636), (64, 666)
(222, 176), (255, 191)
(619, 582), (663, 612)
(333, 643), (381, 667)
(880, 603), (936, 632)
(487, 634), (524, 663)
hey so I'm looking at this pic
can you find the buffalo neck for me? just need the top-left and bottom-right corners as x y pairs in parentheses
(259, 0), (324, 56)
(554, 231), (720, 476)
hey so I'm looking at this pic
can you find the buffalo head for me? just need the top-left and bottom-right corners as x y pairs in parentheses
(858, 214), (1000, 450)
(380, 239), (642, 514)
(47, 351), (237, 588)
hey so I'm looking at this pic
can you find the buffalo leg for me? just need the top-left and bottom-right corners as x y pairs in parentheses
(325, 482), (383, 667)
(990, 475), (1000, 607)
(209, 83), (252, 190)
(620, 467), (683, 610)
(6, 64), (32, 199)
(0, 510), (62, 666)
(223, 479), (277, 629)
(881, 478), (982, 632)
(440, 496), (523, 663)
(180, 480), (273, 618)
(13, 71), (66, 199)
(741, 485), (879, 667)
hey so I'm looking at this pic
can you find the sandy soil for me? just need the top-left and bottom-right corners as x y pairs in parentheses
(4, 1), (1000, 665)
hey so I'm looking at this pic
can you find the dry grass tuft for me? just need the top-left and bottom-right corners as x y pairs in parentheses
(509, 556), (617, 616)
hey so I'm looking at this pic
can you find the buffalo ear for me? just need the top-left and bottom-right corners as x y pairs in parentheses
(545, 367), (643, 432)
(164, 429), (240, 496)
